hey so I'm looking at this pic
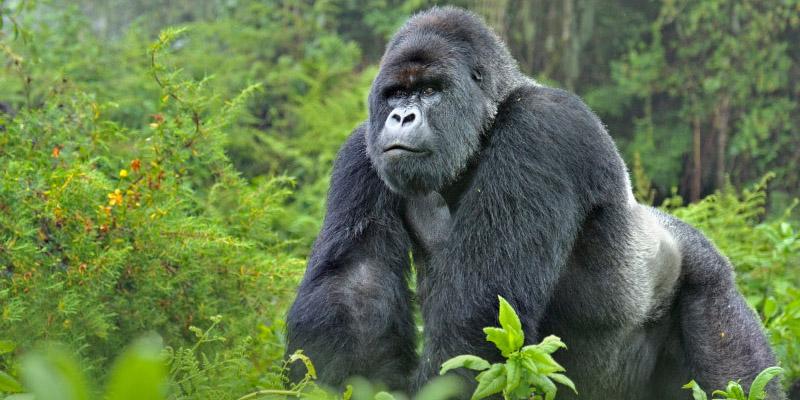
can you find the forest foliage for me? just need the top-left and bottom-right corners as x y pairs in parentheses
(0, 0), (798, 399)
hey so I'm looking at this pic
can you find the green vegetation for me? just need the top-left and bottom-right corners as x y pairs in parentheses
(0, 0), (798, 399)
(684, 367), (785, 400)
(439, 297), (577, 400)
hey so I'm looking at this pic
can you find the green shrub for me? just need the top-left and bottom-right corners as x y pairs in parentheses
(0, 26), (303, 397)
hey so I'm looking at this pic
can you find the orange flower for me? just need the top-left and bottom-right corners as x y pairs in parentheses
(52, 146), (60, 158)
(107, 189), (123, 206)
(149, 114), (164, 129)
(131, 159), (141, 172)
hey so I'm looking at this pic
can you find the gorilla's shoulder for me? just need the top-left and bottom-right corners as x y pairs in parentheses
(330, 123), (376, 181)
(336, 123), (368, 163)
(328, 122), (404, 220)
(498, 84), (599, 125)
(493, 83), (610, 150)
(488, 83), (626, 196)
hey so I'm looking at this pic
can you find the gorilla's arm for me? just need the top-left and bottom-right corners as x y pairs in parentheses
(286, 126), (417, 391)
(416, 85), (630, 384)
(663, 213), (784, 398)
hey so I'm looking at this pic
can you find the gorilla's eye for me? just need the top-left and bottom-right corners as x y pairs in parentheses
(390, 89), (408, 99)
(471, 68), (483, 82)
(422, 87), (437, 96)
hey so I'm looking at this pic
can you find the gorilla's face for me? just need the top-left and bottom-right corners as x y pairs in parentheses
(366, 41), (490, 196)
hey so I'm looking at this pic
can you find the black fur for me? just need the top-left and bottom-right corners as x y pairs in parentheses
(286, 7), (783, 399)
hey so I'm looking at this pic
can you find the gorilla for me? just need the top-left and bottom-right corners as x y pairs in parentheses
(286, 7), (783, 400)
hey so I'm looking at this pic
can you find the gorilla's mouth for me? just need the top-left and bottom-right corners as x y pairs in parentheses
(383, 144), (425, 155)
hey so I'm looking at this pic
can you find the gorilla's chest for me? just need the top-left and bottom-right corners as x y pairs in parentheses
(404, 196), (682, 328)
(402, 192), (452, 258)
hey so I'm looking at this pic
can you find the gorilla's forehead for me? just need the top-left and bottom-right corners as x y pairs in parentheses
(395, 7), (486, 51)
(391, 64), (428, 87)
(389, 33), (460, 60)
(383, 7), (503, 65)
(381, 34), (467, 79)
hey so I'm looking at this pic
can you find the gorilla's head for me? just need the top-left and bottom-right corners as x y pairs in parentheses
(366, 7), (522, 195)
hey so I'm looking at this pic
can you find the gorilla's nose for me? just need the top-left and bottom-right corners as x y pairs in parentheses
(385, 106), (421, 135)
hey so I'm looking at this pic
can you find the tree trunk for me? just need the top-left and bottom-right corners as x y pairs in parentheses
(713, 96), (731, 190)
(562, 0), (576, 90)
(691, 117), (702, 202)
(474, 0), (509, 35)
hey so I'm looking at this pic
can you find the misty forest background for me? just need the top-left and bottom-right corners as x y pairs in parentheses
(0, 0), (799, 399)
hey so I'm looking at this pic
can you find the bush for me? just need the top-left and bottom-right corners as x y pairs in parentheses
(0, 27), (303, 397)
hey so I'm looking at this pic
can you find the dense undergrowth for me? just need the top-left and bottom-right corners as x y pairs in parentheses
(0, 1), (798, 399)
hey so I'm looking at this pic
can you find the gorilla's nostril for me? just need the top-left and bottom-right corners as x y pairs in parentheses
(402, 113), (416, 126)
(391, 113), (402, 123)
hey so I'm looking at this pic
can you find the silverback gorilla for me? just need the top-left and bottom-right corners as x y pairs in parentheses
(286, 7), (783, 400)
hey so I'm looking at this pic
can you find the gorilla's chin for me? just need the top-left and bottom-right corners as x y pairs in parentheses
(373, 156), (450, 197)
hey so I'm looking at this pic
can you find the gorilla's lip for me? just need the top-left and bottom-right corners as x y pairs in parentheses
(382, 144), (425, 155)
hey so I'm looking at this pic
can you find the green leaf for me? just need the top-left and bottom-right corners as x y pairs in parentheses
(748, 366), (783, 400)
(733, 388), (748, 400)
(374, 391), (395, 400)
(343, 385), (353, 400)
(548, 373), (577, 394)
(484, 327), (514, 357)
(505, 358), (522, 394)
(288, 350), (317, 379)
(20, 346), (90, 400)
(497, 296), (524, 351)
(732, 383), (747, 399)
(0, 370), (24, 393)
(510, 382), (533, 400)
(521, 349), (564, 375)
(527, 374), (557, 400)
(472, 364), (506, 400)
(519, 357), (539, 374)
(0, 341), (16, 355)
(762, 297), (778, 322)
(4, 394), (35, 400)
(718, 381), (746, 400)
(105, 335), (166, 400)
(712, 389), (731, 398)
(440, 355), (491, 375)
(415, 375), (465, 400)
(532, 336), (567, 354)
(682, 380), (708, 400)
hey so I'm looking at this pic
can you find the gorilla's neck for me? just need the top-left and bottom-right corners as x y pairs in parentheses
(439, 156), (480, 214)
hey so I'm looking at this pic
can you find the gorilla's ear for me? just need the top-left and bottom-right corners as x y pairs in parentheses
(471, 67), (483, 82)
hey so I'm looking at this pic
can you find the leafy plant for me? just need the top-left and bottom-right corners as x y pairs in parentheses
(683, 366), (784, 400)
(237, 350), (462, 400)
(439, 296), (577, 400)
(0, 340), (22, 395)
(0, 14), (304, 397)
(7, 335), (166, 400)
